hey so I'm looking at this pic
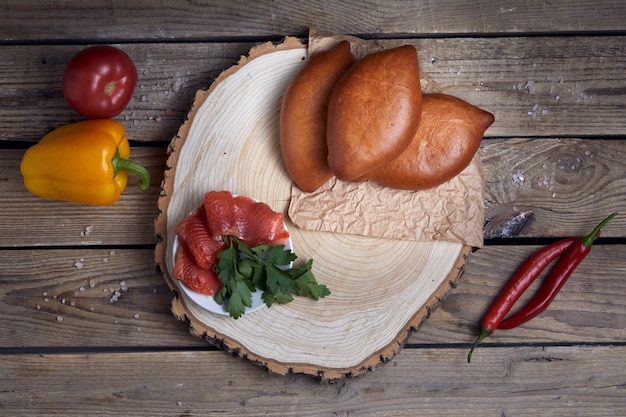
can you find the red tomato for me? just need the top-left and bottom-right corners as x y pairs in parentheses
(62, 45), (137, 119)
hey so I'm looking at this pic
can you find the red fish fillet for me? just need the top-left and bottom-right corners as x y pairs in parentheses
(173, 191), (290, 295)
(172, 239), (221, 296)
(174, 205), (226, 270)
(203, 191), (289, 246)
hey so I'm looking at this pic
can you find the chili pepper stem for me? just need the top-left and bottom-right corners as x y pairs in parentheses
(467, 326), (491, 363)
(112, 149), (150, 190)
(581, 212), (617, 247)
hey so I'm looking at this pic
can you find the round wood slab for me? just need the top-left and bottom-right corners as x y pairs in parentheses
(155, 37), (471, 379)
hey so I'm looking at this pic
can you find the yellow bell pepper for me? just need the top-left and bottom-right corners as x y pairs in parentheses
(20, 119), (150, 206)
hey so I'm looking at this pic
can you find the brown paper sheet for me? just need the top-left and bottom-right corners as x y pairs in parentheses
(287, 30), (485, 248)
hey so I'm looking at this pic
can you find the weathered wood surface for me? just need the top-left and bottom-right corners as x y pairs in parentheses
(2, 0), (625, 42)
(1, 244), (624, 349)
(2, 347), (624, 417)
(1, 36), (625, 143)
(1, 0), (625, 415)
(3, 137), (626, 247)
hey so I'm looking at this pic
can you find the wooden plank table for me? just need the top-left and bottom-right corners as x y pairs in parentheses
(1, 1), (624, 415)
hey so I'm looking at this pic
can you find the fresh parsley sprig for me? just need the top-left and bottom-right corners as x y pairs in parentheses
(214, 236), (331, 319)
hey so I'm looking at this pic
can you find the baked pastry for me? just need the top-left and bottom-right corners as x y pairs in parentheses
(280, 41), (356, 192)
(326, 45), (422, 181)
(363, 93), (494, 190)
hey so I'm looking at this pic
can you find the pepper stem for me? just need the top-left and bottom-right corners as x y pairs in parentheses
(467, 326), (491, 363)
(112, 149), (150, 191)
(580, 212), (617, 248)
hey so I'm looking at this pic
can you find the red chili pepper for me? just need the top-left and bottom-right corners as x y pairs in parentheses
(497, 212), (616, 330)
(467, 212), (616, 363)
(466, 237), (577, 363)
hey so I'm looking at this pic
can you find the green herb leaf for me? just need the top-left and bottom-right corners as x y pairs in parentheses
(214, 235), (330, 319)
(225, 279), (253, 319)
(215, 238), (239, 284)
(263, 244), (297, 266)
(294, 264), (331, 299)
(265, 263), (298, 295)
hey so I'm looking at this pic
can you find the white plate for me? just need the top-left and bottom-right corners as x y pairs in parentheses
(171, 216), (292, 317)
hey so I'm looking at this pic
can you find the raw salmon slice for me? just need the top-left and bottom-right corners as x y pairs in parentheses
(203, 190), (240, 238)
(173, 191), (290, 296)
(172, 239), (221, 296)
(203, 191), (290, 246)
(239, 198), (290, 246)
(174, 205), (226, 270)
